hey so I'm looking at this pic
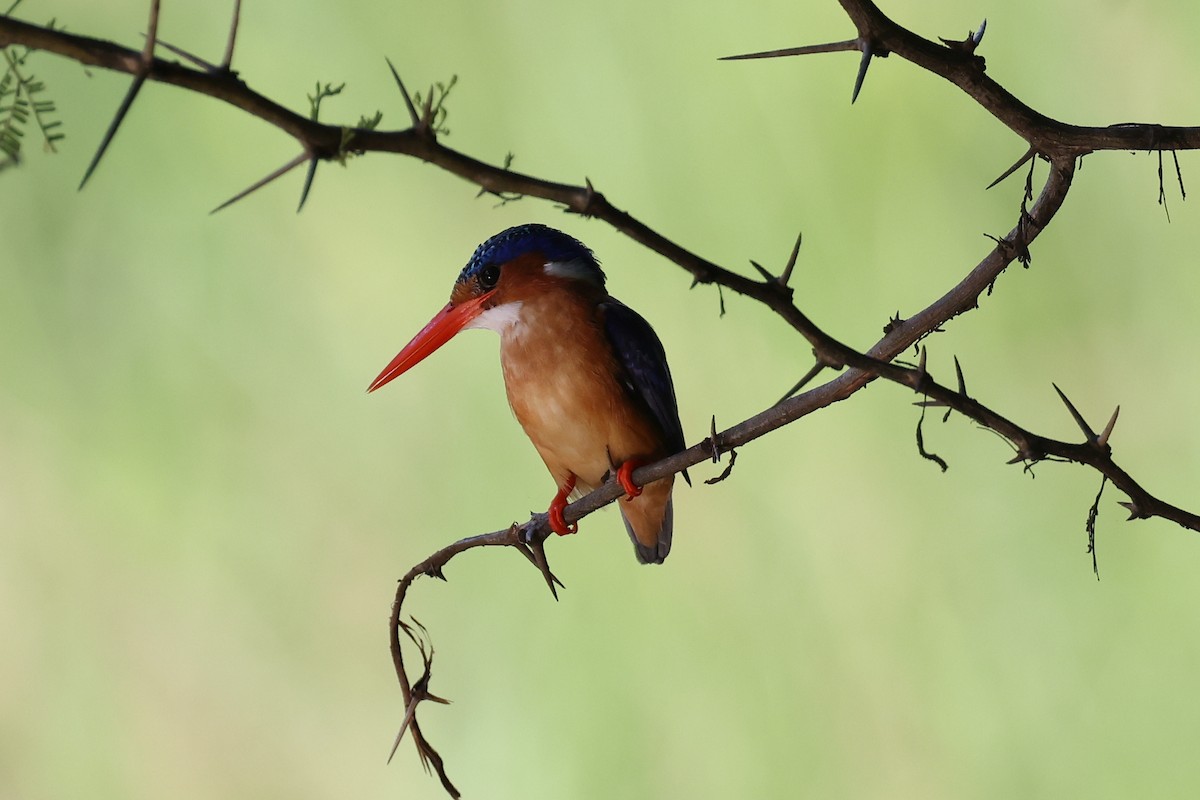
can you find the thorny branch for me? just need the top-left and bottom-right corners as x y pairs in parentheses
(4, 1), (1200, 795)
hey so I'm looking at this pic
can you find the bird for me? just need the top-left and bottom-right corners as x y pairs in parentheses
(368, 223), (686, 564)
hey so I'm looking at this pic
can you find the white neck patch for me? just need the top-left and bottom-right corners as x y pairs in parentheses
(464, 301), (525, 336)
(544, 258), (601, 286)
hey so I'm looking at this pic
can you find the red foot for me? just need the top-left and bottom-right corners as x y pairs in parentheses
(548, 474), (578, 535)
(616, 460), (644, 500)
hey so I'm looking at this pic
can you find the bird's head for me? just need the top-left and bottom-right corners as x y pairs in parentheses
(368, 224), (605, 392)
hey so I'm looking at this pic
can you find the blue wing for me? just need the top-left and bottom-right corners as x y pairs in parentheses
(601, 297), (685, 456)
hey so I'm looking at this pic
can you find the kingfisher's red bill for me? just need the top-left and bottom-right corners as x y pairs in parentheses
(369, 224), (686, 564)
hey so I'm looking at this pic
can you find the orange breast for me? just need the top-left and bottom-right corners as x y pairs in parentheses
(498, 290), (665, 491)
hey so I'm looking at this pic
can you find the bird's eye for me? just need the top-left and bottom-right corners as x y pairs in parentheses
(477, 264), (500, 290)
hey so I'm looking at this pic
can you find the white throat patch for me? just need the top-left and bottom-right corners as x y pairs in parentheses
(465, 301), (525, 335)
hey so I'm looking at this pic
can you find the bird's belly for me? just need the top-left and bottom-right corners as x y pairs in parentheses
(502, 354), (655, 489)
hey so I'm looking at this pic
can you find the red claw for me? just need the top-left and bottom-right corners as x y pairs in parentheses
(616, 460), (644, 500)
(548, 474), (578, 535)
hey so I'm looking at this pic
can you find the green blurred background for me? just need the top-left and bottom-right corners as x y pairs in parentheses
(3, 1), (1200, 797)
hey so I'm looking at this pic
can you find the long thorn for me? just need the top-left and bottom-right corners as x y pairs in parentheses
(778, 360), (826, 405)
(1052, 383), (1097, 441)
(210, 150), (308, 213)
(78, 73), (146, 189)
(385, 57), (420, 127)
(720, 39), (860, 61)
(221, 0), (242, 71)
(141, 0), (161, 61)
(953, 356), (967, 396)
(145, 35), (217, 71)
(80, 0), (160, 190)
(527, 535), (561, 600)
(387, 697), (421, 763)
(987, 146), (1036, 190)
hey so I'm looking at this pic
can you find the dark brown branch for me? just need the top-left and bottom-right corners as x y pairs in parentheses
(6, 7), (1200, 796)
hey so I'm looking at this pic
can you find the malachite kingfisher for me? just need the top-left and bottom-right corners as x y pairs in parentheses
(368, 224), (686, 564)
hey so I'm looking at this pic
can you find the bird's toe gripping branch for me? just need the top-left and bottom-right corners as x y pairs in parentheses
(548, 474), (579, 535)
(616, 459), (644, 500)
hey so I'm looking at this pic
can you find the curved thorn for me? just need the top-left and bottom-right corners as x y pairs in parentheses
(297, 156), (318, 213)
(973, 18), (988, 46)
(953, 355), (967, 395)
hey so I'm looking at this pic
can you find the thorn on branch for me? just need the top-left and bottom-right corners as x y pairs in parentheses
(987, 146), (1036, 191)
(750, 232), (802, 297)
(514, 520), (564, 600)
(851, 38), (877, 104)
(1098, 405), (1120, 448)
(702, 414), (737, 483)
(389, 618), (453, 765)
(210, 150), (309, 213)
(524, 528), (563, 600)
(883, 311), (904, 335)
(1052, 382), (1100, 444)
(221, 0), (242, 72)
(297, 155), (318, 212)
(777, 357), (828, 404)
(1005, 444), (1043, 469)
(780, 230), (802, 288)
(385, 57), (421, 128)
(722, 32), (889, 103)
(718, 38), (860, 62)
(144, 34), (217, 72)
(79, 0), (160, 189)
(953, 356), (968, 397)
(939, 18), (987, 55)
(706, 415), (722, 464)
(1118, 499), (1149, 520)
